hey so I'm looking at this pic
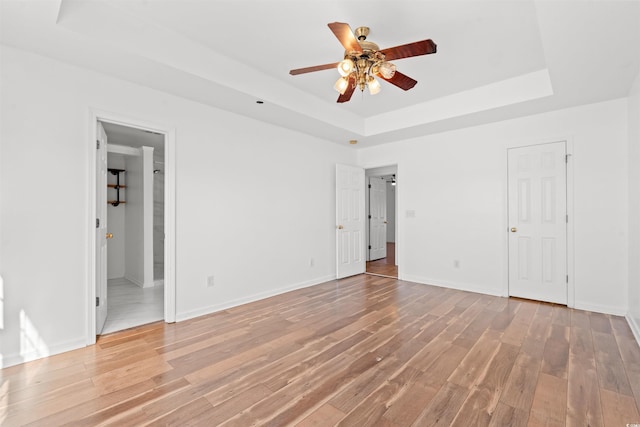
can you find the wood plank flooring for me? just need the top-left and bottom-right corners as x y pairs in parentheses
(366, 242), (398, 278)
(2, 275), (639, 426)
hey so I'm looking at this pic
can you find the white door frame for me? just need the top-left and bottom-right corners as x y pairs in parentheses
(361, 163), (400, 276)
(367, 176), (388, 261)
(86, 109), (176, 345)
(505, 138), (574, 308)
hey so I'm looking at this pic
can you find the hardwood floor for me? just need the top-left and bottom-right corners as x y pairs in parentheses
(367, 242), (398, 278)
(2, 275), (639, 426)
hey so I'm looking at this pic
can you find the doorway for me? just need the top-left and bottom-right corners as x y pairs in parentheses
(101, 122), (165, 334)
(365, 166), (398, 278)
(89, 112), (176, 344)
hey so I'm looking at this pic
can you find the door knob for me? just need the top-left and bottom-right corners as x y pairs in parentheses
(510, 227), (517, 233)
(106, 233), (113, 239)
(337, 225), (344, 230)
(384, 221), (388, 224)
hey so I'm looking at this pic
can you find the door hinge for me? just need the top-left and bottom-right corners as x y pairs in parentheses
(97, 140), (100, 149)
(96, 297), (99, 307)
(368, 184), (371, 189)
(368, 214), (372, 219)
(96, 218), (100, 228)
(566, 214), (569, 223)
(565, 154), (571, 163)
(368, 245), (372, 250)
(566, 275), (569, 283)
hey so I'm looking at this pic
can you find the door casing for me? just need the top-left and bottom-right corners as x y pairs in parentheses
(87, 109), (176, 345)
(361, 164), (400, 275)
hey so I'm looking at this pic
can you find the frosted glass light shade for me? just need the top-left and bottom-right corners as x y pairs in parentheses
(367, 77), (381, 95)
(334, 77), (349, 94)
(337, 59), (355, 77)
(379, 61), (396, 79)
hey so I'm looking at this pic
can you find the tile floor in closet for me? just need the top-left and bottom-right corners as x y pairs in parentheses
(102, 277), (164, 335)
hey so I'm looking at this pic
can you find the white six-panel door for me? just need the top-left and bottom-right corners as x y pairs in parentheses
(369, 176), (387, 261)
(336, 164), (365, 279)
(96, 122), (109, 333)
(508, 141), (567, 304)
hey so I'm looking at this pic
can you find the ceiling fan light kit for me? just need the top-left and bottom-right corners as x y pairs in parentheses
(366, 75), (382, 95)
(334, 76), (350, 94)
(290, 22), (437, 103)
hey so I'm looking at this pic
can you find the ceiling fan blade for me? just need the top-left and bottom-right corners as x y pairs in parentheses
(337, 75), (357, 103)
(328, 22), (363, 53)
(379, 39), (437, 61)
(378, 71), (418, 91)
(290, 62), (340, 75)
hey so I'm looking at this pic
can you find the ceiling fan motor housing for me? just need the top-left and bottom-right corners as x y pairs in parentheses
(355, 26), (370, 40)
(345, 31), (384, 91)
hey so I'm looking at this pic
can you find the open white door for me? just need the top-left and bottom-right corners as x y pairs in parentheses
(369, 176), (387, 261)
(96, 122), (108, 334)
(336, 164), (365, 279)
(508, 142), (567, 304)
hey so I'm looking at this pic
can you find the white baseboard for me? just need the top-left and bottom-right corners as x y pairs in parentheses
(572, 301), (627, 316)
(400, 274), (505, 297)
(176, 275), (336, 322)
(1, 337), (87, 369)
(626, 314), (640, 346)
(124, 274), (144, 288)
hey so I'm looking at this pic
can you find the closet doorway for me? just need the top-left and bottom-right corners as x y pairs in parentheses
(95, 119), (169, 336)
(365, 166), (398, 278)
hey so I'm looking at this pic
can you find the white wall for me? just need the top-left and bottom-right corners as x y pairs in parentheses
(124, 150), (145, 286)
(153, 148), (165, 282)
(0, 46), (355, 367)
(142, 147), (154, 288)
(358, 98), (629, 315)
(106, 153), (125, 279)
(628, 69), (640, 341)
(123, 146), (154, 288)
(386, 182), (396, 243)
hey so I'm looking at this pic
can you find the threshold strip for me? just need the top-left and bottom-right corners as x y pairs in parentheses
(364, 272), (398, 279)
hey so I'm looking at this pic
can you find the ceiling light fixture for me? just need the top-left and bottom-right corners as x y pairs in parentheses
(333, 27), (394, 97)
(290, 23), (437, 103)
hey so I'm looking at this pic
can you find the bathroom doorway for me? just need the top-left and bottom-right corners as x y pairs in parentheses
(99, 121), (166, 334)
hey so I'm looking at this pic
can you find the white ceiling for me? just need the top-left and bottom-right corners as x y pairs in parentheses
(1, 0), (639, 147)
(102, 122), (165, 151)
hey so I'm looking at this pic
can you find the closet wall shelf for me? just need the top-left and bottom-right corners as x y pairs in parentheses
(107, 168), (126, 207)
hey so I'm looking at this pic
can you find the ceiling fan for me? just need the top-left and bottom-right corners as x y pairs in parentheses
(289, 22), (437, 103)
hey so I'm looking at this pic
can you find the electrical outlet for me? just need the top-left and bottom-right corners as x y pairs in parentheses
(207, 275), (215, 287)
